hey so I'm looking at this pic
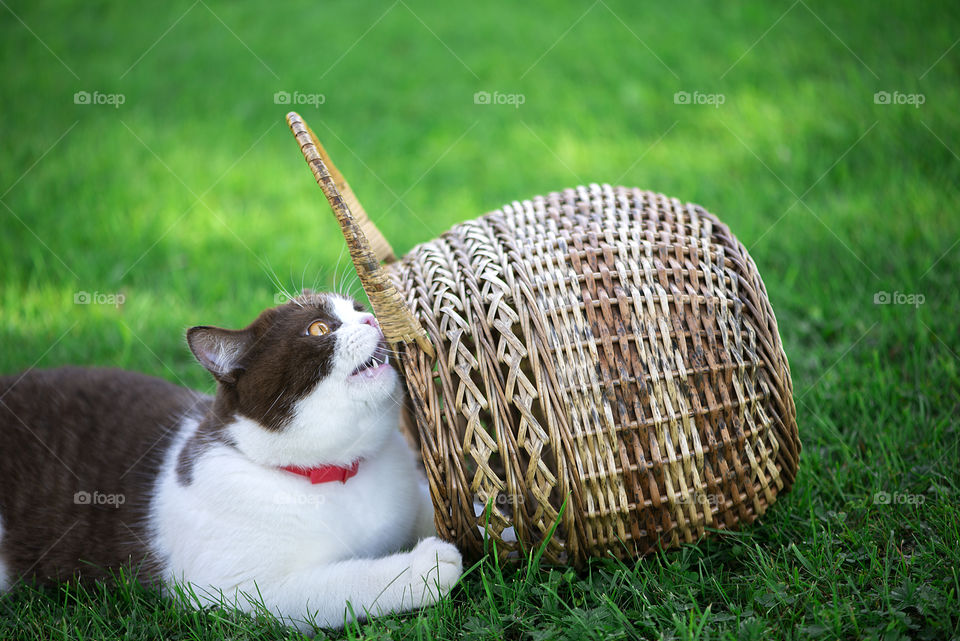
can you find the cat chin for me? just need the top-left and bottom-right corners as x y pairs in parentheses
(226, 378), (402, 469)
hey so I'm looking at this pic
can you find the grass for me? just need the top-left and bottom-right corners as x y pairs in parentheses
(1, 0), (959, 638)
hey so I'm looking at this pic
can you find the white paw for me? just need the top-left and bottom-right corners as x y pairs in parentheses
(405, 537), (462, 607)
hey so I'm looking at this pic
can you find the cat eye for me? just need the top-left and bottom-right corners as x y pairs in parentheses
(306, 320), (330, 336)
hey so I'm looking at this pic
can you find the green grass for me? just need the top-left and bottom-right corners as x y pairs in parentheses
(2, 0), (959, 638)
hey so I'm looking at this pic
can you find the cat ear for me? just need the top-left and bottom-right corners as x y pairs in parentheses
(186, 326), (252, 383)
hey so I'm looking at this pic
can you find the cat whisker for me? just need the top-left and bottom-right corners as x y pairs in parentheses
(332, 245), (348, 297)
(299, 261), (312, 299)
(262, 260), (296, 307)
(344, 270), (361, 298)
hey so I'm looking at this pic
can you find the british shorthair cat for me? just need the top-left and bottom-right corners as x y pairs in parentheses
(0, 291), (461, 631)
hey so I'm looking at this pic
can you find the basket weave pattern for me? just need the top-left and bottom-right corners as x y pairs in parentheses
(393, 185), (798, 564)
(286, 112), (800, 565)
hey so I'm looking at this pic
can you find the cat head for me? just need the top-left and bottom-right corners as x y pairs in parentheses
(186, 290), (400, 466)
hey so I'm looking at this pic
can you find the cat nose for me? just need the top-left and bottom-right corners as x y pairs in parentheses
(360, 314), (380, 329)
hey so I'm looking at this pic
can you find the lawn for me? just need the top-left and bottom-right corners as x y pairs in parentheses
(1, 0), (959, 638)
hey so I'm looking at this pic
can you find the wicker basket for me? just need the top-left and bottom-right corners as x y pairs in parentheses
(286, 112), (800, 565)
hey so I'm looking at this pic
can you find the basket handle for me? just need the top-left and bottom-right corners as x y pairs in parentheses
(286, 111), (435, 358)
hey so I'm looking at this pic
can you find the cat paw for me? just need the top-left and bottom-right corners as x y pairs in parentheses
(406, 537), (462, 606)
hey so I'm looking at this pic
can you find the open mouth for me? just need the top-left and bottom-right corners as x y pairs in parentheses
(350, 341), (392, 379)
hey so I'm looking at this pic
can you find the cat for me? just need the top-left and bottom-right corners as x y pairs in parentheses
(0, 291), (462, 631)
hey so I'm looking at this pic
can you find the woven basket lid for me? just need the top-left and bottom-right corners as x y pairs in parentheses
(287, 112), (800, 565)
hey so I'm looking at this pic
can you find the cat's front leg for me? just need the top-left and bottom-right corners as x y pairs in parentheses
(260, 536), (462, 629)
(381, 536), (462, 611)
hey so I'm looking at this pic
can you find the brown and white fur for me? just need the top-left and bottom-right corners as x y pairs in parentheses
(0, 292), (461, 631)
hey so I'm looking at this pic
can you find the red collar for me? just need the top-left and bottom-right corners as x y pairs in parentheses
(281, 460), (361, 484)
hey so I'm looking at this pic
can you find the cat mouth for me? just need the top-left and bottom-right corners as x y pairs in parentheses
(349, 342), (392, 379)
